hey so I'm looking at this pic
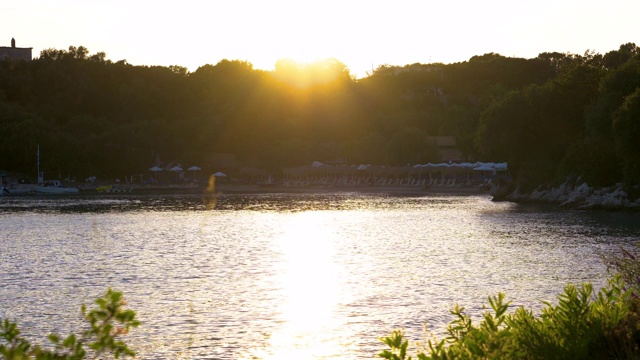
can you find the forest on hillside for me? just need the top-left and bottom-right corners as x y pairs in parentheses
(0, 43), (639, 190)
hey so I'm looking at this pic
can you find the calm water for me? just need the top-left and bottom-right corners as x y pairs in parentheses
(2, 192), (640, 359)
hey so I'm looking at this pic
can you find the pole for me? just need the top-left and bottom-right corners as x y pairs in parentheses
(37, 144), (43, 186)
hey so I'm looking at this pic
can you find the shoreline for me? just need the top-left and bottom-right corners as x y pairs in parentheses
(61, 183), (491, 196)
(211, 183), (489, 196)
(495, 180), (640, 211)
(4, 182), (493, 197)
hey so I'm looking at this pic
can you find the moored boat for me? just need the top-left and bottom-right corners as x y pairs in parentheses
(35, 179), (79, 194)
(34, 145), (79, 194)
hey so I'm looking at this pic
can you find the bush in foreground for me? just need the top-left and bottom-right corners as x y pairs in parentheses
(0, 289), (139, 360)
(380, 246), (640, 359)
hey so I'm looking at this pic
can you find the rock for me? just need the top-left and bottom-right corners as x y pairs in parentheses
(559, 182), (590, 207)
(501, 181), (639, 211)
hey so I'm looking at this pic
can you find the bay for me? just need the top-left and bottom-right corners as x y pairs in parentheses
(1, 192), (640, 359)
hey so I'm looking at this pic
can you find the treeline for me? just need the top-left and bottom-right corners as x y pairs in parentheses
(0, 43), (638, 188)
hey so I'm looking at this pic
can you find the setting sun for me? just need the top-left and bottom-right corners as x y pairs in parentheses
(3, 0), (638, 78)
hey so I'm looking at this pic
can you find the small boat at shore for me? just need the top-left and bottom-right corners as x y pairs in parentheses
(1, 187), (34, 195)
(35, 179), (79, 194)
(34, 145), (79, 194)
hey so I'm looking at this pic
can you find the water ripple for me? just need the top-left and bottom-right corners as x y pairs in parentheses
(1, 193), (640, 359)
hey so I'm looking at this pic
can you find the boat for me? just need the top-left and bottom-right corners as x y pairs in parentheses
(34, 145), (79, 194)
(1, 186), (34, 195)
(0, 172), (34, 195)
(35, 179), (79, 194)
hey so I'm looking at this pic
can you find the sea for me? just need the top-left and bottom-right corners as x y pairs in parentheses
(1, 191), (640, 359)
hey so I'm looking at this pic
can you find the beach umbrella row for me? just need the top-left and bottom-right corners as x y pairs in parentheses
(147, 166), (224, 178)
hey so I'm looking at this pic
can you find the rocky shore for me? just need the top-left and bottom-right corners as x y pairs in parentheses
(494, 180), (640, 211)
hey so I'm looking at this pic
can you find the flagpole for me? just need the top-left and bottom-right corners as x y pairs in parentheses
(37, 144), (41, 186)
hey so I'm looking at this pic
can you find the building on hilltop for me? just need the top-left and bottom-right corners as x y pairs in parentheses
(0, 38), (32, 61)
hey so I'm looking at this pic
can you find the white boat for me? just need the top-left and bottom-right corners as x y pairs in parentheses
(35, 179), (79, 194)
(1, 186), (33, 195)
(34, 145), (79, 194)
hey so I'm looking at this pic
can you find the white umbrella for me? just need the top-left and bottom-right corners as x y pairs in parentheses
(473, 164), (495, 171)
(148, 166), (163, 181)
(169, 166), (184, 182)
(213, 172), (226, 177)
(186, 166), (202, 182)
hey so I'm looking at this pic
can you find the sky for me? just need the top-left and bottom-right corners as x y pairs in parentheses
(2, 0), (639, 78)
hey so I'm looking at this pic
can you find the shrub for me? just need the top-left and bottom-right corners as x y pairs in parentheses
(0, 288), (139, 360)
(380, 275), (640, 359)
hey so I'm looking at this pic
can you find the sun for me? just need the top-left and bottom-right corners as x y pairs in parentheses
(272, 57), (352, 88)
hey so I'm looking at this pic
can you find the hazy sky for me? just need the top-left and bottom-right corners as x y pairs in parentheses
(2, 0), (638, 77)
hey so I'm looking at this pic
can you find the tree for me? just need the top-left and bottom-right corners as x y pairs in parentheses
(386, 127), (437, 165)
(613, 88), (640, 184)
(603, 43), (639, 70)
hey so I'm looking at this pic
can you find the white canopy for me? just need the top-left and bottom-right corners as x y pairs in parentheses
(149, 166), (163, 172)
(473, 164), (496, 171)
(213, 172), (226, 177)
(187, 166), (201, 171)
(170, 166), (183, 172)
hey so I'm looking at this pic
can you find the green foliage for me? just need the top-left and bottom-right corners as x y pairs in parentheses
(559, 136), (621, 187)
(602, 244), (640, 298)
(613, 88), (640, 184)
(0, 289), (139, 360)
(387, 127), (438, 165)
(379, 276), (640, 359)
(476, 60), (603, 185)
(1, 42), (639, 187)
(378, 329), (413, 360)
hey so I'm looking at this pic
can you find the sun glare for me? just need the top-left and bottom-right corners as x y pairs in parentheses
(273, 57), (350, 88)
(245, 211), (347, 359)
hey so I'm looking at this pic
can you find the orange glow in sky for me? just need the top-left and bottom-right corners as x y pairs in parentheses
(2, 0), (638, 78)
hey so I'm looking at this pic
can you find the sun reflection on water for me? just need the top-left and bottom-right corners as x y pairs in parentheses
(245, 211), (349, 359)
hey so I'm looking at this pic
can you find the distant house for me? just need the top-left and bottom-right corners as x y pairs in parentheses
(0, 38), (32, 61)
(428, 136), (464, 162)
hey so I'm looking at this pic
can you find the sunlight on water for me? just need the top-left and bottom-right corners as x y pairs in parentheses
(246, 211), (347, 359)
(2, 193), (640, 359)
